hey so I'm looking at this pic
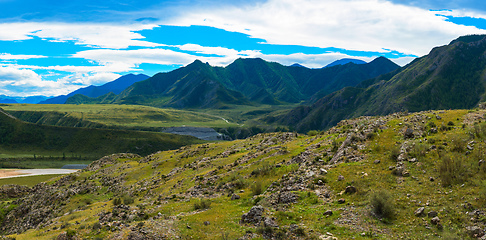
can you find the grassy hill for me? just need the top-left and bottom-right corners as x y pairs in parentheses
(1, 108), (486, 239)
(0, 107), (202, 167)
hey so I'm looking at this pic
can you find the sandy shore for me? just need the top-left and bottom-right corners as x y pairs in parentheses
(0, 169), (79, 179)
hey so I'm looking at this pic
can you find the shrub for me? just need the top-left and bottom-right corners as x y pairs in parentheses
(389, 145), (400, 161)
(307, 130), (318, 136)
(232, 176), (248, 189)
(113, 197), (122, 206)
(251, 162), (274, 177)
(370, 190), (395, 221)
(450, 135), (467, 152)
(409, 143), (427, 160)
(92, 221), (102, 231)
(193, 198), (211, 210)
(123, 195), (135, 205)
(251, 180), (264, 196)
(438, 153), (469, 186)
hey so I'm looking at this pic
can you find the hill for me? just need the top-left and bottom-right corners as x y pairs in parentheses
(74, 57), (399, 108)
(1, 109), (486, 239)
(40, 74), (149, 104)
(0, 106), (202, 163)
(274, 35), (486, 132)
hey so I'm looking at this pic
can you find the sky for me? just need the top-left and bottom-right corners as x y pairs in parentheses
(1, 0), (486, 97)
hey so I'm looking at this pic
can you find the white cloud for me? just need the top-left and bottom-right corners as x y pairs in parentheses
(165, 0), (486, 57)
(0, 53), (46, 60)
(0, 22), (161, 49)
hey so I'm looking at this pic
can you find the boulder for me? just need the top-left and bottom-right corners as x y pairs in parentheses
(414, 207), (425, 217)
(345, 186), (357, 194)
(431, 216), (440, 225)
(323, 210), (333, 216)
(241, 206), (264, 225)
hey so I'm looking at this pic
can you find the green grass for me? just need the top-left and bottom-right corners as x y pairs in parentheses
(0, 174), (62, 187)
(2, 104), (240, 128)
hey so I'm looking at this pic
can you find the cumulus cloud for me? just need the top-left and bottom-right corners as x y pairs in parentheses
(165, 0), (486, 56)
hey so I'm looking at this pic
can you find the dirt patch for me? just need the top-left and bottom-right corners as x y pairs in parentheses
(0, 169), (21, 178)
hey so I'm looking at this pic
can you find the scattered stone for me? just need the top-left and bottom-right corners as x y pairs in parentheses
(466, 226), (484, 238)
(338, 198), (346, 204)
(429, 177), (435, 182)
(409, 158), (417, 163)
(388, 166), (395, 170)
(402, 171), (410, 177)
(345, 186), (357, 194)
(277, 191), (298, 204)
(263, 217), (279, 228)
(338, 175), (345, 181)
(428, 211), (438, 218)
(414, 207), (425, 217)
(374, 160), (381, 164)
(203, 221), (210, 226)
(319, 232), (338, 240)
(323, 210), (333, 216)
(231, 194), (240, 200)
(431, 216), (440, 225)
(320, 168), (328, 174)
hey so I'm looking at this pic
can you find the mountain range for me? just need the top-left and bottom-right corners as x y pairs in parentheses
(39, 73), (149, 104)
(272, 34), (486, 132)
(67, 57), (399, 109)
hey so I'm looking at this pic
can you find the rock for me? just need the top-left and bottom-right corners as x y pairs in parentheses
(414, 207), (425, 217)
(435, 115), (442, 120)
(320, 168), (328, 174)
(323, 210), (333, 216)
(345, 186), (357, 194)
(231, 194), (240, 200)
(404, 128), (414, 139)
(241, 206), (264, 225)
(466, 226), (484, 238)
(429, 177), (434, 182)
(409, 158), (417, 163)
(338, 175), (345, 181)
(402, 171), (410, 177)
(263, 217), (279, 228)
(374, 160), (381, 164)
(428, 211), (438, 218)
(278, 192), (298, 204)
(388, 166), (395, 170)
(319, 232), (338, 240)
(337, 198), (345, 204)
(431, 216), (440, 225)
(203, 221), (210, 226)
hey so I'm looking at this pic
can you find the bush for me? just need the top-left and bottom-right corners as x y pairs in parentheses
(450, 135), (467, 152)
(307, 130), (318, 136)
(123, 195), (134, 205)
(251, 162), (274, 177)
(113, 197), (122, 206)
(251, 181), (264, 196)
(370, 190), (395, 221)
(389, 145), (400, 161)
(193, 198), (211, 210)
(438, 153), (469, 186)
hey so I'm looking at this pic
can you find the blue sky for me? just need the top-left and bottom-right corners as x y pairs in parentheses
(0, 0), (485, 97)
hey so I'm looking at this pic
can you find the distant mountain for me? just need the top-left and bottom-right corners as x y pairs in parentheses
(40, 73), (149, 104)
(0, 97), (18, 104)
(0, 95), (49, 104)
(289, 63), (307, 68)
(273, 35), (486, 132)
(83, 57), (398, 109)
(325, 58), (367, 68)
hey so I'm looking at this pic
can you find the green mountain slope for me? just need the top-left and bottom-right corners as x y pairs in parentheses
(276, 35), (486, 132)
(70, 57), (399, 109)
(2, 109), (486, 239)
(0, 107), (202, 160)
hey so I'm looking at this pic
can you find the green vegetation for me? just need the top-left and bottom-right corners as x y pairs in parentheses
(0, 106), (202, 166)
(0, 174), (62, 187)
(3, 109), (486, 239)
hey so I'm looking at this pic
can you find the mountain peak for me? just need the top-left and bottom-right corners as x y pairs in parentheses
(325, 58), (367, 68)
